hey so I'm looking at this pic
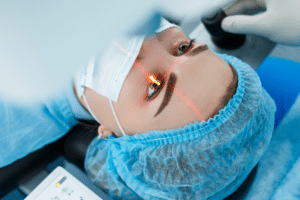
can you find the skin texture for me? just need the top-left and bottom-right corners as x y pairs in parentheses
(74, 27), (234, 138)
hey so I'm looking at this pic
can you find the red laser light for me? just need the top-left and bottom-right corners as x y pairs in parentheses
(115, 42), (204, 121)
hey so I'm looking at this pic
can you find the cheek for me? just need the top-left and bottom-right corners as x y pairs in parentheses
(81, 88), (119, 131)
(115, 73), (147, 121)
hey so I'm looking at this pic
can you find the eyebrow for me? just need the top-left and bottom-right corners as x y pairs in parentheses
(154, 73), (177, 117)
(186, 44), (208, 57)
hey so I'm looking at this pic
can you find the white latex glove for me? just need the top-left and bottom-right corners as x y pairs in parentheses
(156, 0), (228, 27)
(221, 0), (300, 46)
(0, 0), (160, 103)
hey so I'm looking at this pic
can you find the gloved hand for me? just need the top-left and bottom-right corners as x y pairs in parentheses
(221, 0), (300, 46)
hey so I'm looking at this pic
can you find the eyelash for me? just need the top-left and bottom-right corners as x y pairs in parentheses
(146, 74), (164, 102)
(175, 39), (195, 56)
(146, 39), (194, 101)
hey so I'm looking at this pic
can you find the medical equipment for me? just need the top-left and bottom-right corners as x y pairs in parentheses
(189, 5), (276, 70)
(84, 53), (276, 199)
(201, 6), (246, 50)
(0, 1), (160, 102)
(2, 0), (299, 103)
(24, 166), (109, 200)
(222, 0), (300, 46)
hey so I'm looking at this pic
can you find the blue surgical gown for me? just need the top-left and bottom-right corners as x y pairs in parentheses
(0, 79), (93, 168)
(245, 57), (300, 199)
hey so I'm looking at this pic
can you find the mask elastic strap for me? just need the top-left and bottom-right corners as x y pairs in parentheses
(82, 93), (126, 137)
(82, 93), (101, 125)
(109, 99), (126, 137)
(82, 91), (126, 136)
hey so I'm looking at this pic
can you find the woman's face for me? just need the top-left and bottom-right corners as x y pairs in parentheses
(78, 27), (234, 136)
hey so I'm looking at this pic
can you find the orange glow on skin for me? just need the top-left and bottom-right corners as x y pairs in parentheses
(115, 42), (205, 121)
(148, 76), (161, 86)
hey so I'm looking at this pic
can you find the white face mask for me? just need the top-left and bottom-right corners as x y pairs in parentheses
(76, 18), (180, 102)
(75, 18), (181, 136)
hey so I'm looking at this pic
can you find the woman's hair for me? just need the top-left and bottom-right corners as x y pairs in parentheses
(211, 64), (238, 117)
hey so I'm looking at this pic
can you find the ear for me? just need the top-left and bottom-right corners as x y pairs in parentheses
(97, 125), (114, 139)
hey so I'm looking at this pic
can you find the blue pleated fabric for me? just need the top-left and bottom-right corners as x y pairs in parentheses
(84, 53), (277, 199)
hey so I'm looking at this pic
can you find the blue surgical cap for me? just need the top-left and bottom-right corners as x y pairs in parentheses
(84, 53), (276, 200)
